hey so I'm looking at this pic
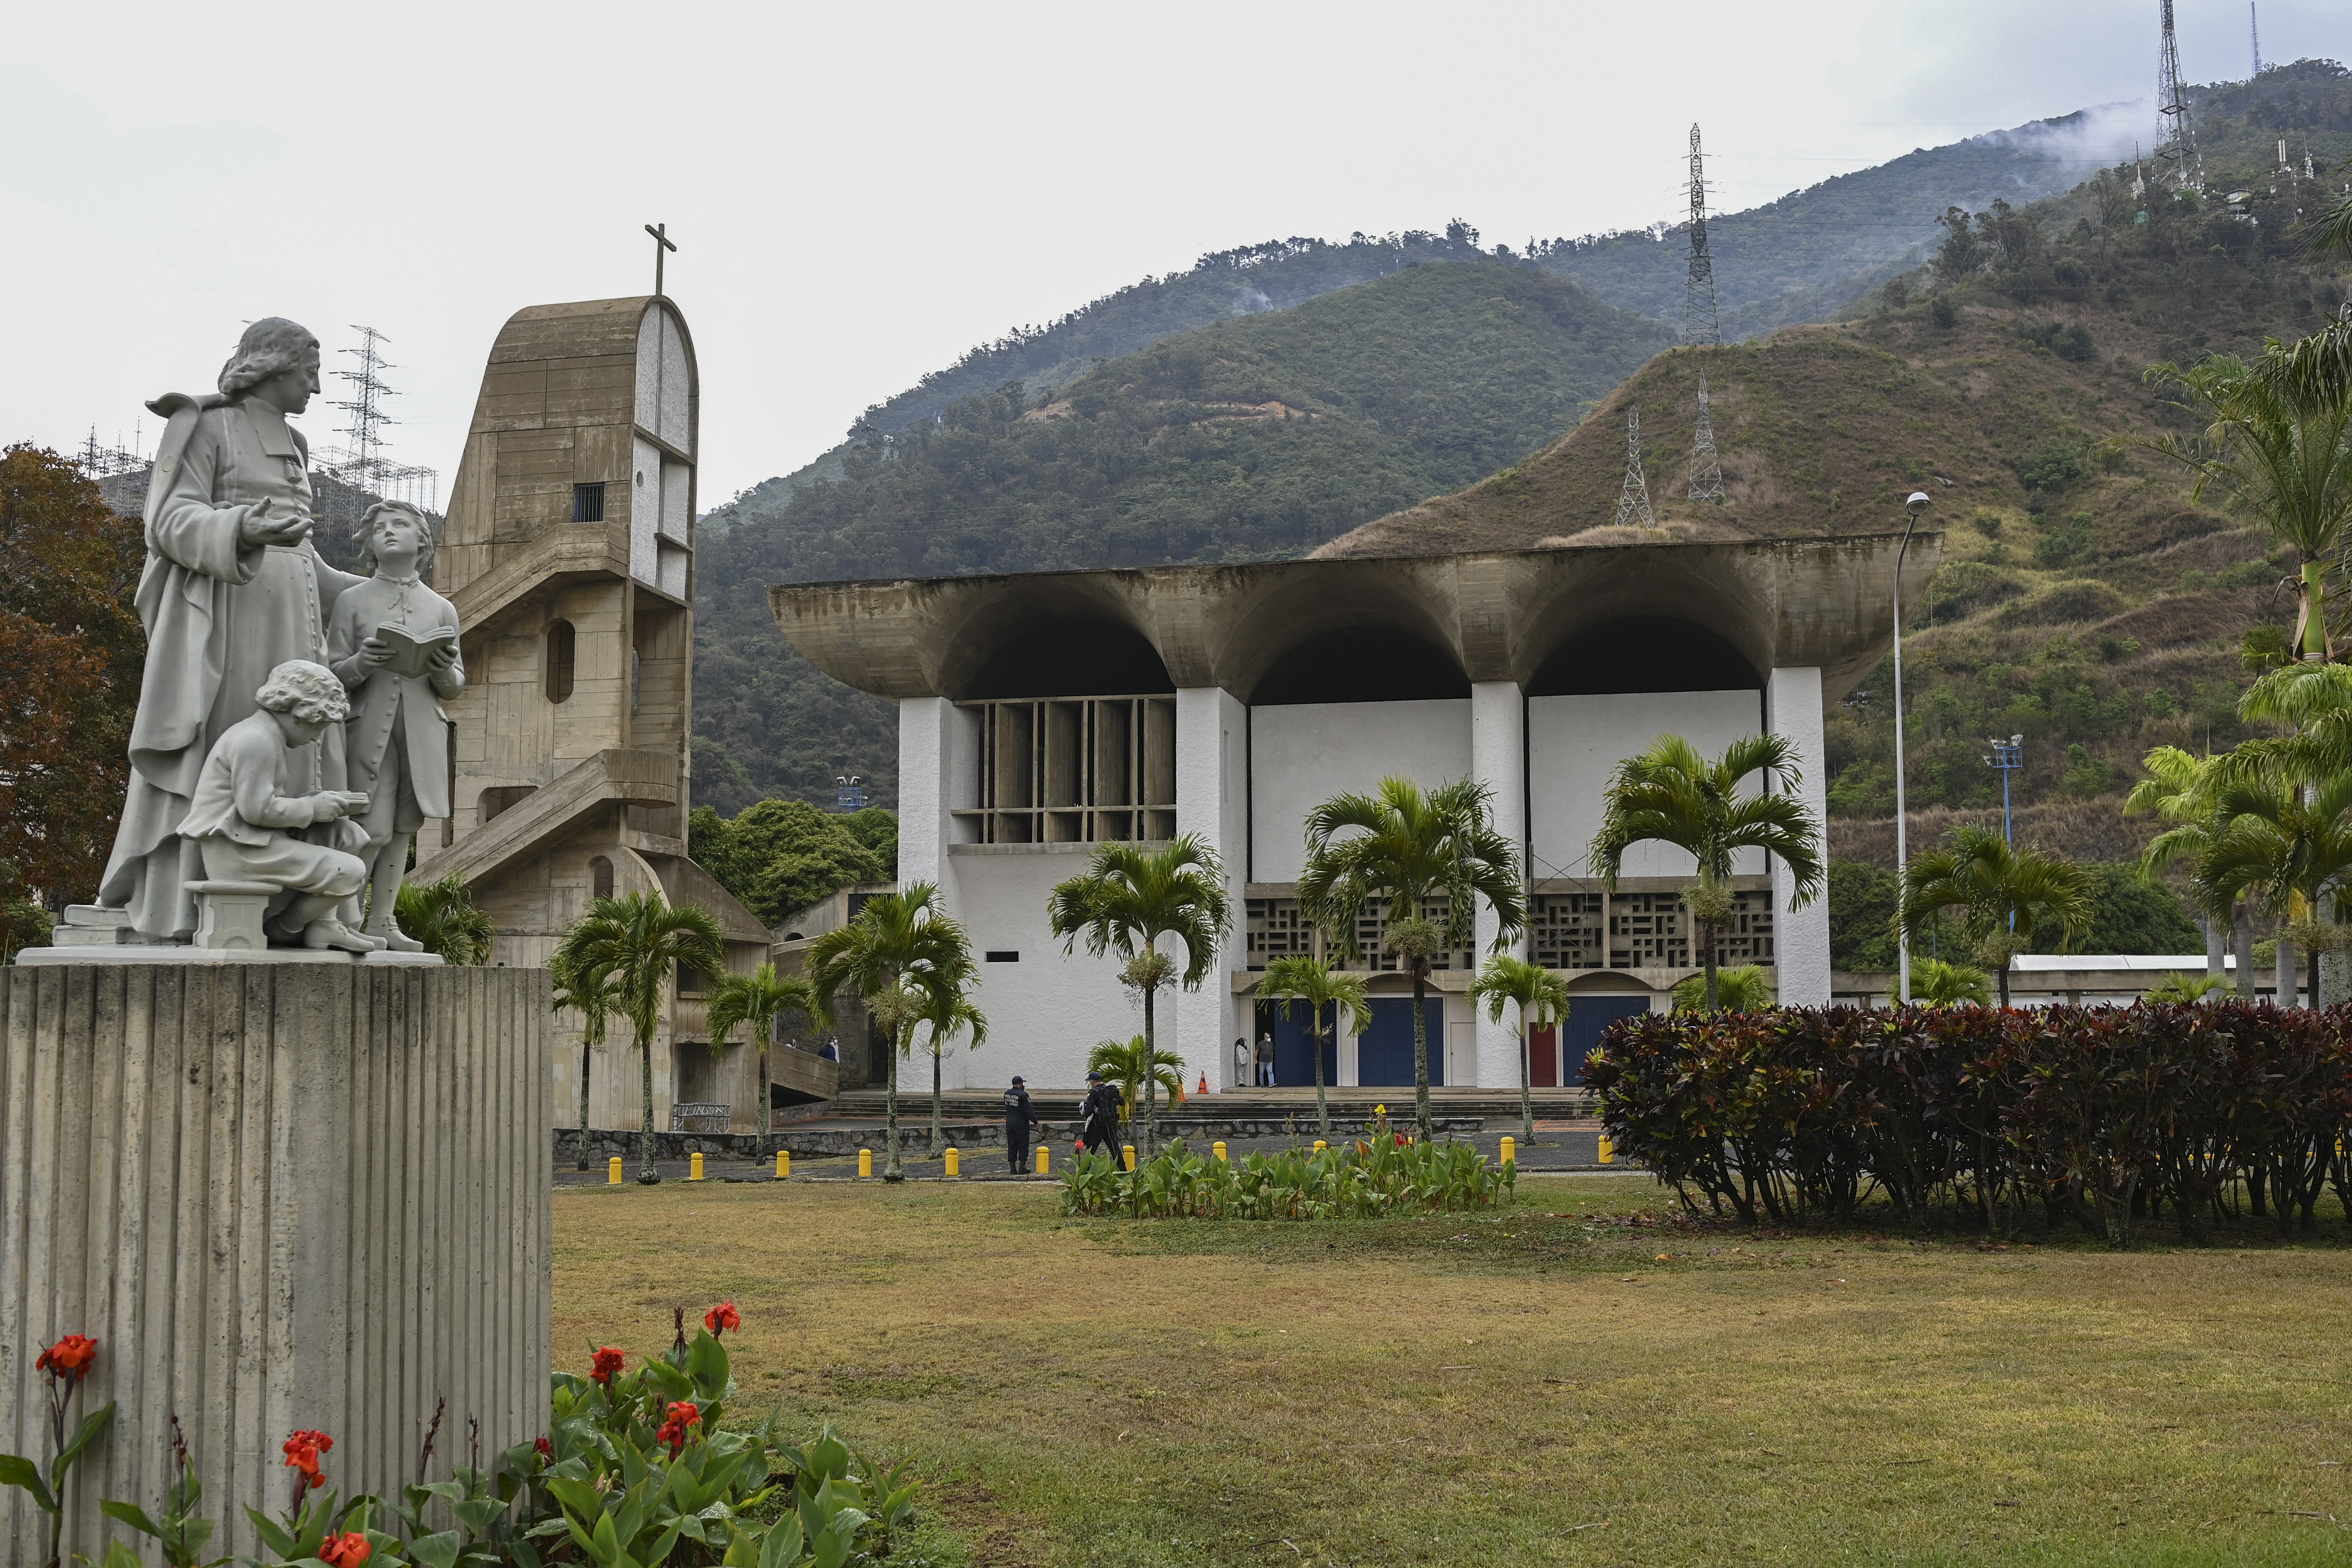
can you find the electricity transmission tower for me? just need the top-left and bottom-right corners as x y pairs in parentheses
(330, 325), (398, 490)
(2249, 2), (2262, 79)
(1689, 376), (1724, 502)
(1614, 408), (1656, 528)
(1683, 123), (1722, 347)
(2156, 0), (2203, 191)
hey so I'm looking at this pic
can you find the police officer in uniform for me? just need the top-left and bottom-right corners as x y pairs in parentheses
(1003, 1075), (1037, 1173)
(1080, 1070), (1123, 1162)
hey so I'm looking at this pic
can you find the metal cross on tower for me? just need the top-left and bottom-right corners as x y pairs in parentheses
(2156, 0), (2202, 191)
(1683, 124), (1722, 348)
(1688, 375), (1724, 502)
(1614, 407), (1656, 528)
(645, 222), (678, 297)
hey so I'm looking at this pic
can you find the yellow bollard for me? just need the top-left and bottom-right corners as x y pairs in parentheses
(689, 1151), (705, 1181)
(607, 1156), (622, 1185)
(1213, 1141), (1228, 1162)
(945, 1147), (960, 1177)
(858, 1148), (873, 1179)
(776, 1149), (790, 1179)
(1314, 1139), (1328, 1153)
(1500, 1135), (1516, 1165)
(1036, 1146), (1050, 1175)
(1122, 1144), (1137, 1171)
(1598, 1135), (1614, 1165)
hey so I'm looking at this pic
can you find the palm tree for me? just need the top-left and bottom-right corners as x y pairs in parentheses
(1084, 1034), (1186, 1151)
(549, 948), (624, 1171)
(806, 882), (981, 1181)
(2138, 349), (2352, 662)
(914, 985), (988, 1158)
(1888, 957), (1991, 1008)
(2193, 770), (2352, 1010)
(1670, 963), (1777, 1014)
(705, 962), (815, 1142)
(1587, 734), (1824, 1014)
(394, 874), (496, 964)
(1899, 826), (2094, 1006)
(1046, 836), (1230, 1160)
(2272, 194), (2352, 405)
(1258, 953), (1373, 1139)
(2129, 746), (2254, 993)
(1300, 777), (1524, 1141)
(553, 893), (724, 1184)
(1467, 954), (1568, 1142)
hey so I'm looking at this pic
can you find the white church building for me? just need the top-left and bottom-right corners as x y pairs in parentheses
(768, 534), (1930, 1093)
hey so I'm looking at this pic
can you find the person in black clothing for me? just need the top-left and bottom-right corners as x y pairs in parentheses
(1003, 1075), (1037, 1173)
(1079, 1070), (1124, 1162)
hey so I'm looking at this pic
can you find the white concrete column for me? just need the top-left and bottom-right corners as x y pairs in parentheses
(1470, 681), (1526, 1086)
(896, 696), (973, 912)
(1765, 667), (1831, 1006)
(1173, 687), (1249, 1091)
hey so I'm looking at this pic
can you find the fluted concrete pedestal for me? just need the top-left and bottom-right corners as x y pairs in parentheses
(0, 964), (552, 1564)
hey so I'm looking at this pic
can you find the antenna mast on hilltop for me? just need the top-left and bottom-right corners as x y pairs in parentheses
(2249, 2), (2262, 79)
(1684, 124), (1722, 347)
(1689, 377), (1724, 502)
(1615, 408), (1657, 528)
(2156, 0), (2203, 191)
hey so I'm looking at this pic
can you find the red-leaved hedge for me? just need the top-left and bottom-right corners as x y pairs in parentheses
(1583, 1002), (2352, 1244)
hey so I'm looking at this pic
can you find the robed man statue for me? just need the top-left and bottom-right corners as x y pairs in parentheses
(97, 318), (370, 942)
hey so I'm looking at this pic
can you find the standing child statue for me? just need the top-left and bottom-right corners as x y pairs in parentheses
(326, 500), (464, 951)
(180, 661), (373, 951)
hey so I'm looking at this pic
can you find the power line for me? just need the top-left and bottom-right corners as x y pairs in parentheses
(1689, 376), (1724, 504)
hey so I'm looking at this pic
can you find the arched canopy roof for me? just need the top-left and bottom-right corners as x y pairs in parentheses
(767, 534), (1939, 705)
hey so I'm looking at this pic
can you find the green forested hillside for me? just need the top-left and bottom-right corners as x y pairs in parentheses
(1323, 71), (2352, 868)
(690, 63), (2352, 818)
(692, 261), (1672, 810)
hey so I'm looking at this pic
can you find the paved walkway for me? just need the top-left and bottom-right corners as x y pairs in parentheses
(553, 1124), (1624, 1186)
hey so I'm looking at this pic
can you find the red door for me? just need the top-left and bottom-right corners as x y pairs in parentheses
(1527, 1024), (1559, 1087)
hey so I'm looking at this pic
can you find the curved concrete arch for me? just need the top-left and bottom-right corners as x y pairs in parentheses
(1200, 558), (1467, 698)
(1512, 547), (1776, 691)
(919, 570), (1163, 698)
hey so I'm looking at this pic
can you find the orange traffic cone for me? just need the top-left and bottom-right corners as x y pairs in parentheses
(1198, 1073), (1209, 1096)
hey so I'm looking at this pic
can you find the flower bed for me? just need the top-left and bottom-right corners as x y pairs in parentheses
(1585, 1000), (2352, 1244)
(1060, 1121), (1514, 1219)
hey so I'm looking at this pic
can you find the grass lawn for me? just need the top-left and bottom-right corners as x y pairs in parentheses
(555, 1174), (2352, 1566)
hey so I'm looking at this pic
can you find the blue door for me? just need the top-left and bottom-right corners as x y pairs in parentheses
(1359, 997), (1446, 1087)
(1255, 1002), (1340, 1088)
(1562, 996), (1651, 1083)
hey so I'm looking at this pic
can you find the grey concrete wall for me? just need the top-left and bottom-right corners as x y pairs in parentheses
(0, 964), (552, 1565)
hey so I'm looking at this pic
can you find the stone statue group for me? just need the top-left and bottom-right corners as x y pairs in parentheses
(71, 317), (466, 956)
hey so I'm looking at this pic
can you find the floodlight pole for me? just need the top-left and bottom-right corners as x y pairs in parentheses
(1893, 493), (1930, 1004)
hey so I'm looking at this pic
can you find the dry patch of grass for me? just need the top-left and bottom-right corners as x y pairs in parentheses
(555, 1176), (2352, 1566)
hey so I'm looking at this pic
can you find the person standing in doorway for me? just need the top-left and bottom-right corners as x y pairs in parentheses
(1232, 1036), (1251, 1090)
(1255, 1032), (1277, 1087)
(1003, 1075), (1037, 1174)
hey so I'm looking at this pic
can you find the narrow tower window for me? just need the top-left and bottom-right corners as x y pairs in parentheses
(572, 482), (605, 522)
(545, 620), (575, 703)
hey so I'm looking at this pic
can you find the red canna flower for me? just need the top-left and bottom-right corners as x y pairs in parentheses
(318, 1532), (371, 1568)
(703, 1301), (740, 1336)
(654, 1399), (700, 1456)
(283, 1428), (332, 1492)
(589, 1346), (624, 1385)
(534, 1436), (554, 1464)
(35, 1334), (98, 1382)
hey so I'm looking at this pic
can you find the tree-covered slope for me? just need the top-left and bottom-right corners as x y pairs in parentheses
(1323, 88), (2352, 868)
(691, 260), (1672, 811)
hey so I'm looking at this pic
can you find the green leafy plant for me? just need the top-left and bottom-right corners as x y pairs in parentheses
(1671, 964), (1775, 1014)
(1061, 1134), (1514, 1220)
(1900, 825), (2094, 1005)
(0, 1334), (115, 1568)
(392, 875), (496, 965)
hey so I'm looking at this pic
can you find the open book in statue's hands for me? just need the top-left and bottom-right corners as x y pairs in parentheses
(368, 622), (458, 679)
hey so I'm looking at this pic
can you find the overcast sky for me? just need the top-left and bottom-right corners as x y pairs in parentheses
(4, 0), (2343, 506)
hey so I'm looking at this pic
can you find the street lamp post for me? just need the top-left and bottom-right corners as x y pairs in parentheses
(1982, 734), (2024, 936)
(1894, 492), (1930, 1004)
